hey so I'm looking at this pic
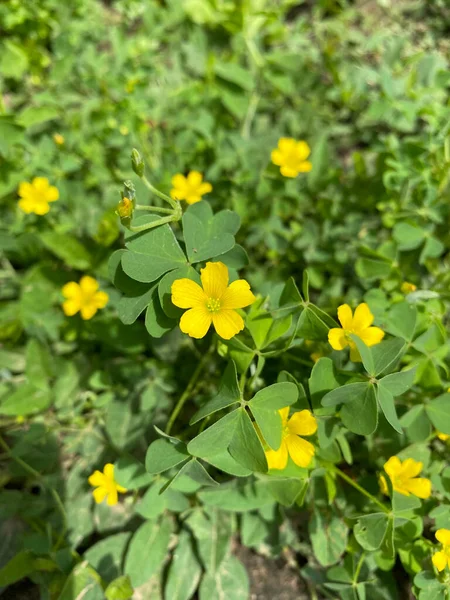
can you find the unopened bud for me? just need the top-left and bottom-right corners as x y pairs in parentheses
(131, 148), (145, 177)
(116, 197), (133, 220)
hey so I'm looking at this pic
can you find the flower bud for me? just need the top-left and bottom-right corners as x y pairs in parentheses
(131, 148), (145, 177)
(117, 197), (133, 219)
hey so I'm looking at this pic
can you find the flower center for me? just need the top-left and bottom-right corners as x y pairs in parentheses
(206, 298), (221, 313)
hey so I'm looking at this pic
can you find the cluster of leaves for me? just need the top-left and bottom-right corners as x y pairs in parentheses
(1, 1), (450, 599)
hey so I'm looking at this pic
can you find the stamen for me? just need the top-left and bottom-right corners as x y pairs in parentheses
(206, 298), (221, 313)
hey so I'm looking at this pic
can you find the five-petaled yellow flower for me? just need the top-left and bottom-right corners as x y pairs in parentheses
(401, 282), (417, 294)
(379, 456), (431, 499)
(271, 138), (312, 178)
(432, 529), (450, 572)
(18, 177), (59, 215)
(171, 261), (255, 340)
(88, 463), (127, 506)
(328, 303), (384, 361)
(265, 408), (317, 470)
(62, 276), (109, 320)
(170, 171), (212, 204)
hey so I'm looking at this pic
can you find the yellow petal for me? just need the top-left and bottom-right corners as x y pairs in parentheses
(212, 309), (244, 340)
(198, 182), (212, 195)
(266, 440), (288, 470)
(337, 304), (353, 329)
(438, 432), (450, 441)
(18, 198), (36, 214)
(405, 478), (431, 499)
(185, 195), (202, 204)
(18, 181), (33, 199)
(200, 262), (229, 299)
(278, 407), (290, 426)
(297, 161), (312, 172)
(103, 463), (114, 479)
(94, 291), (109, 309)
(432, 551), (447, 572)
(220, 280), (255, 309)
(271, 149), (284, 166)
(352, 303), (374, 332)
(33, 201), (51, 216)
(88, 470), (106, 487)
(287, 410), (318, 437)
(278, 138), (296, 152)
(384, 456), (402, 478)
(106, 489), (119, 506)
(63, 299), (81, 316)
(116, 484), (127, 493)
(280, 165), (298, 178)
(172, 278), (206, 309)
(80, 276), (99, 295)
(358, 326), (385, 347)
(171, 174), (187, 187)
(328, 328), (348, 351)
(379, 474), (389, 496)
(187, 171), (203, 186)
(436, 529), (450, 546)
(286, 434), (315, 468)
(399, 458), (423, 479)
(46, 186), (59, 202)
(93, 486), (108, 504)
(80, 304), (98, 320)
(171, 187), (186, 201)
(295, 141), (311, 161)
(32, 177), (50, 192)
(62, 282), (80, 299)
(179, 308), (212, 338)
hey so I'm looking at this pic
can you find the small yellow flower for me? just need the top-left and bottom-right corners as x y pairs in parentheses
(437, 432), (450, 442)
(62, 276), (109, 320)
(310, 351), (323, 363)
(170, 171), (212, 204)
(401, 282), (417, 294)
(328, 303), (385, 361)
(18, 177), (59, 215)
(53, 133), (65, 145)
(171, 262), (255, 340)
(116, 197), (133, 219)
(88, 463), (127, 506)
(271, 138), (312, 178)
(432, 530), (450, 572)
(265, 408), (317, 470)
(381, 456), (431, 499)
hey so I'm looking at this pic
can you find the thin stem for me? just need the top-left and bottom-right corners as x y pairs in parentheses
(332, 466), (389, 513)
(141, 175), (178, 209)
(135, 204), (173, 214)
(130, 214), (178, 232)
(353, 551), (366, 583)
(166, 347), (212, 435)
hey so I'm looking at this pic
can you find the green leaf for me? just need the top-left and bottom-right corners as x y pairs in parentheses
(158, 265), (200, 319)
(190, 361), (240, 424)
(309, 357), (339, 410)
(145, 438), (190, 474)
(370, 338), (406, 375)
(198, 480), (274, 512)
(124, 518), (172, 587)
(84, 533), (131, 583)
(386, 302), (417, 341)
(214, 61), (253, 91)
(354, 513), (389, 551)
(182, 202), (239, 264)
(145, 290), (176, 338)
(201, 450), (252, 477)
(309, 507), (349, 566)
(0, 41), (28, 80)
(340, 384), (378, 435)
(393, 223), (425, 250)
(379, 368), (416, 396)
(163, 458), (218, 491)
(0, 383), (51, 416)
(265, 478), (308, 507)
(114, 455), (154, 490)
(228, 408), (268, 473)
(18, 105), (59, 128)
(188, 410), (239, 459)
(165, 530), (202, 600)
(322, 383), (370, 408)
(135, 481), (167, 519)
(350, 335), (375, 375)
(105, 575), (134, 600)
(0, 116), (24, 155)
(122, 216), (186, 283)
(376, 384), (403, 433)
(25, 339), (51, 391)
(198, 555), (249, 600)
(249, 382), (298, 410)
(249, 404), (282, 451)
(297, 305), (333, 340)
(425, 394), (450, 435)
(40, 232), (91, 269)
(185, 508), (232, 573)
(58, 562), (103, 600)
(0, 551), (35, 586)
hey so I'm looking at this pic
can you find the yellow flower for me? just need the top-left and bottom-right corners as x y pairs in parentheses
(328, 303), (385, 361)
(310, 351), (323, 363)
(18, 177), (59, 215)
(401, 282), (417, 294)
(437, 432), (450, 442)
(381, 456), (431, 499)
(88, 463), (127, 506)
(271, 138), (312, 178)
(116, 197), (133, 219)
(170, 171), (212, 204)
(432, 529), (450, 572)
(62, 276), (109, 320)
(53, 133), (65, 145)
(171, 261), (255, 340)
(265, 408), (317, 470)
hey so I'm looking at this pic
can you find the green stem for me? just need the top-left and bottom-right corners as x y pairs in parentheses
(353, 551), (366, 583)
(129, 213), (179, 232)
(141, 175), (178, 209)
(332, 466), (389, 513)
(0, 435), (68, 536)
(165, 347), (212, 435)
(135, 204), (173, 214)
